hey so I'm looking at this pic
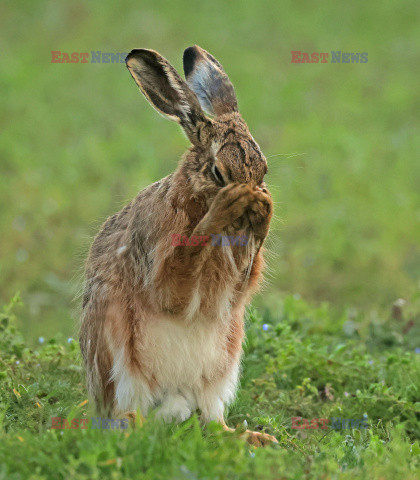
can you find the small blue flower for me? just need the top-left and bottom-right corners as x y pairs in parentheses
(415, 347), (420, 354)
(262, 324), (269, 331)
(67, 338), (73, 343)
(344, 391), (349, 397)
(249, 451), (255, 458)
(38, 337), (45, 344)
(15, 361), (20, 365)
(368, 360), (374, 365)
(363, 413), (368, 419)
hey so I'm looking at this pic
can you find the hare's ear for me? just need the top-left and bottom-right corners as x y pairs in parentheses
(126, 49), (208, 144)
(183, 45), (238, 117)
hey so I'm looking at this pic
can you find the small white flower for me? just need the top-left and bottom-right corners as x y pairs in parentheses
(67, 338), (73, 343)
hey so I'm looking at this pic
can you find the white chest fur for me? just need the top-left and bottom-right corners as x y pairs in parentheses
(142, 315), (229, 387)
(112, 311), (240, 422)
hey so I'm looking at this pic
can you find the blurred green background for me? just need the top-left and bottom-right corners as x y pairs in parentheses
(1, 0), (419, 342)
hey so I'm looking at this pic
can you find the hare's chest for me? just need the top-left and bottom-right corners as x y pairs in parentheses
(142, 315), (229, 386)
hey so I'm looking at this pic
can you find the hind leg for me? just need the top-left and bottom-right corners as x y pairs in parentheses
(79, 284), (116, 414)
(196, 363), (278, 447)
(111, 345), (155, 416)
(81, 285), (158, 417)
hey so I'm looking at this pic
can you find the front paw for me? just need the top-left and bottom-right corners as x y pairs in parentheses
(206, 183), (256, 232)
(246, 187), (273, 239)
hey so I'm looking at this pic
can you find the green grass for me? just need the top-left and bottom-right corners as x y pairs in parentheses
(0, 295), (419, 479)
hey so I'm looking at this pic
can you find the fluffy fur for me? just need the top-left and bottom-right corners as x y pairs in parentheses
(79, 46), (276, 446)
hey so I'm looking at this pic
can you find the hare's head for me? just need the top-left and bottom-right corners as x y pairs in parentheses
(126, 46), (267, 202)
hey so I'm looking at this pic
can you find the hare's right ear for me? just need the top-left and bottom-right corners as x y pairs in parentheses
(126, 49), (209, 144)
(183, 46), (238, 117)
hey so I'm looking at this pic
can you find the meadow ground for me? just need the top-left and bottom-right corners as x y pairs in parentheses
(0, 0), (419, 478)
(0, 294), (419, 479)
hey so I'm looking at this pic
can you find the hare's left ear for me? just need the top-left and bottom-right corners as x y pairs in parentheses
(126, 49), (209, 144)
(183, 45), (238, 117)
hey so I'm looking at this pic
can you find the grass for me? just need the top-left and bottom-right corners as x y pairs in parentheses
(0, 295), (419, 479)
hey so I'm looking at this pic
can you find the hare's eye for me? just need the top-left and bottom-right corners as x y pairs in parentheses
(212, 164), (225, 186)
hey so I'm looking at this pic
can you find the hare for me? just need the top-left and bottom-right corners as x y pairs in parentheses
(79, 46), (276, 446)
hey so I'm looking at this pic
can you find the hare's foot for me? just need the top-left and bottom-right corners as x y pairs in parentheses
(120, 410), (144, 428)
(220, 420), (278, 447)
(242, 430), (278, 447)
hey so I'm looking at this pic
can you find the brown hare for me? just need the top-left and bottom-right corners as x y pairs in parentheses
(79, 45), (276, 446)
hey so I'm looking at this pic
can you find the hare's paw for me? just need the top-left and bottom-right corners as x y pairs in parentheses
(244, 430), (278, 447)
(246, 188), (273, 239)
(207, 184), (256, 231)
(120, 411), (144, 428)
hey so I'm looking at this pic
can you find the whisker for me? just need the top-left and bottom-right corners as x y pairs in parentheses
(267, 152), (307, 160)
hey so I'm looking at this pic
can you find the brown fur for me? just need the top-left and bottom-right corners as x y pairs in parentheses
(79, 46), (275, 444)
